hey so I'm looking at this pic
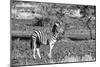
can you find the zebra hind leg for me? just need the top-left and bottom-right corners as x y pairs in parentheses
(33, 48), (36, 59)
(32, 38), (37, 59)
(36, 48), (42, 59)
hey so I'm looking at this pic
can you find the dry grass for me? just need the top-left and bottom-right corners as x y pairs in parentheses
(11, 38), (96, 66)
(10, 2), (96, 66)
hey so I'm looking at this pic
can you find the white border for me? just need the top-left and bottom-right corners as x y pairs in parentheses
(0, 0), (98, 67)
(21, 0), (96, 5)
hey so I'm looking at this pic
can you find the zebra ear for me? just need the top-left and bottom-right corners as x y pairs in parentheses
(58, 20), (63, 25)
(55, 23), (59, 26)
(55, 20), (61, 26)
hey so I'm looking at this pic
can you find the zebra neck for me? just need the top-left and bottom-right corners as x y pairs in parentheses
(54, 33), (59, 38)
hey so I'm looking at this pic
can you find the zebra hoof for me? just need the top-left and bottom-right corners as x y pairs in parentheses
(38, 56), (42, 59)
(48, 53), (52, 59)
(40, 57), (42, 60)
(33, 58), (36, 60)
(33, 56), (36, 59)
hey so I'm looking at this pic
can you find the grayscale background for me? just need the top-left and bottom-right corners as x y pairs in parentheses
(10, 0), (96, 66)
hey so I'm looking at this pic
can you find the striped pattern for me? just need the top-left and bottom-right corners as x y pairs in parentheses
(31, 22), (64, 59)
(32, 30), (49, 45)
(31, 29), (59, 59)
(32, 30), (58, 46)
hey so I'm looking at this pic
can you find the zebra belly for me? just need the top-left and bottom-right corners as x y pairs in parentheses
(36, 39), (41, 48)
(40, 35), (48, 45)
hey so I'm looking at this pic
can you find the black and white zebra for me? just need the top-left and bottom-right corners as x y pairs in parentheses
(30, 21), (64, 59)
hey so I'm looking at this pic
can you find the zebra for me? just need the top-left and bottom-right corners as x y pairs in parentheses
(30, 21), (65, 59)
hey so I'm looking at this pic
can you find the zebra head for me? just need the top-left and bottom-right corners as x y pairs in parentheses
(54, 20), (65, 35)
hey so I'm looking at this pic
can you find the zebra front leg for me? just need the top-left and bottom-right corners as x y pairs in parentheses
(48, 44), (54, 59)
(33, 48), (36, 59)
(36, 48), (41, 59)
(33, 39), (36, 59)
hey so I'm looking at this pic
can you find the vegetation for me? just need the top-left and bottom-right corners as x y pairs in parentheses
(11, 1), (96, 66)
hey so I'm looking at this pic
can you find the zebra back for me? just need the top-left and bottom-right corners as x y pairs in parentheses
(32, 30), (49, 45)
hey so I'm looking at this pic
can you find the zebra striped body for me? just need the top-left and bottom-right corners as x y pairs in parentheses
(31, 22), (64, 59)
(32, 30), (48, 45)
(31, 30), (58, 47)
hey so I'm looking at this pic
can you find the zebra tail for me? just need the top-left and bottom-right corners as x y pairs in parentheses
(30, 37), (33, 49)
